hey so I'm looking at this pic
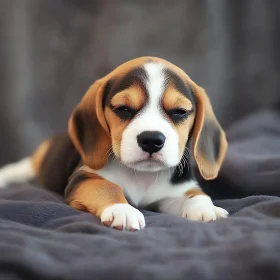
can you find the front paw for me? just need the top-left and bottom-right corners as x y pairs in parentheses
(182, 195), (229, 222)
(101, 203), (146, 231)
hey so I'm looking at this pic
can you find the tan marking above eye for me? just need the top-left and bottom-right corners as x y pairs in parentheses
(111, 86), (146, 110)
(162, 85), (193, 112)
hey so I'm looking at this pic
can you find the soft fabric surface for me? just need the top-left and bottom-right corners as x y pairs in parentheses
(1, 110), (280, 280)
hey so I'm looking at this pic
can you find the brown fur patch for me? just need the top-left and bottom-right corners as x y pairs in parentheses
(67, 173), (127, 218)
(104, 107), (128, 159)
(110, 86), (146, 110)
(176, 115), (195, 159)
(31, 139), (51, 176)
(185, 188), (208, 198)
(162, 85), (193, 112)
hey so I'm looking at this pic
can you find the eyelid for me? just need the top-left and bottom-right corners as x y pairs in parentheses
(169, 108), (193, 113)
(110, 104), (138, 119)
(110, 104), (129, 112)
(110, 103), (139, 112)
(172, 108), (187, 112)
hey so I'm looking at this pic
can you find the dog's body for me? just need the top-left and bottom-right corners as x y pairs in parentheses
(0, 57), (229, 231)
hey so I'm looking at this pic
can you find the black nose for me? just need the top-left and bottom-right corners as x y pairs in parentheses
(137, 131), (166, 154)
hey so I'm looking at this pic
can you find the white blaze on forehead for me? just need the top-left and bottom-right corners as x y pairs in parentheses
(143, 62), (165, 105)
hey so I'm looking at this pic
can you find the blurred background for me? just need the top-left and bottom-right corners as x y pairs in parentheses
(0, 0), (279, 165)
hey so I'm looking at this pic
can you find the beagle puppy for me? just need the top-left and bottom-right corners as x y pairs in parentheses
(0, 57), (228, 231)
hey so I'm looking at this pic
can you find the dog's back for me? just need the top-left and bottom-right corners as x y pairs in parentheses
(0, 133), (81, 195)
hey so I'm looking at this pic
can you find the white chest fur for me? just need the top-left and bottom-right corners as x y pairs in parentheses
(95, 160), (197, 207)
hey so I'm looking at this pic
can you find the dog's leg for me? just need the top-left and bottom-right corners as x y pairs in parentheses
(65, 168), (146, 231)
(158, 187), (229, 222)
(0, 140), (50, 188)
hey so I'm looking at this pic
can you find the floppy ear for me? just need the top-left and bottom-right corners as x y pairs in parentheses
(191, 86), (228, 180)
(68, 78), (111, 170)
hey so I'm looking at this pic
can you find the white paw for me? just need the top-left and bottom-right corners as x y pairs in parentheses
(101, 203), (146, 231)
(182, 195), (229, 222)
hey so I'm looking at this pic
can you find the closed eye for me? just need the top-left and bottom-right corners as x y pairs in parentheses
(112, 105), (137, 120)
(168, 108), (192, 123)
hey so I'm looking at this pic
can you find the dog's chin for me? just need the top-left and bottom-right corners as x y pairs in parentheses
(124, 159), (168, 172)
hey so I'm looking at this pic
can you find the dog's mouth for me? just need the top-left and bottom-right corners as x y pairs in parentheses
(134, 158), (163, 165)
(124, 157), (167, 172)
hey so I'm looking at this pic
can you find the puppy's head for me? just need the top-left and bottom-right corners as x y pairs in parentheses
(68, 57), (227, 180)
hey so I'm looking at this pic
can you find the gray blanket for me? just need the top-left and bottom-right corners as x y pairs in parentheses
(1, 110), (280, 280)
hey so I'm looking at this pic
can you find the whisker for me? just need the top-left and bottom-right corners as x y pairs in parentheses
(178, 162), (183, 176)
(113, 154), (118, 163)
(154, 170), (159, 185)
(133, 166), (139, 182)
(182, 154), (190, 172)
(168, 167), (171, 179)
(184, 147), (192, 158)
(103, 146), (113, 162)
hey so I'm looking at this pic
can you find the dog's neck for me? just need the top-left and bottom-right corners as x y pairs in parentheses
(80, 161), (172, 190)
(79, 158), (196, 208)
